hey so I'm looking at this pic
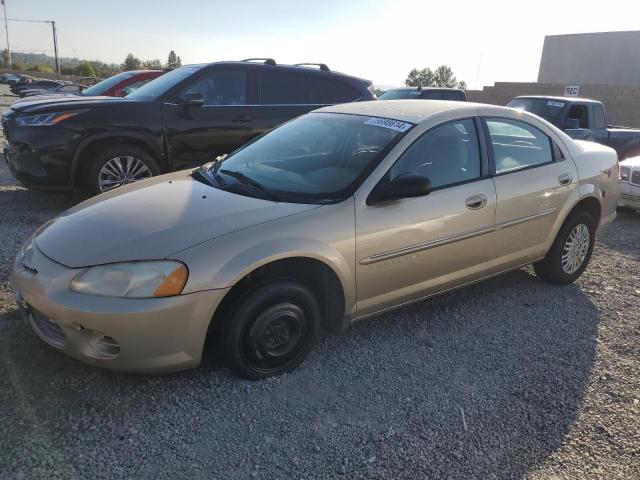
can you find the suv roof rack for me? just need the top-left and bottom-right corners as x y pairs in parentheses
(242, 58), (276, 66)
(294, 63), (330, 72)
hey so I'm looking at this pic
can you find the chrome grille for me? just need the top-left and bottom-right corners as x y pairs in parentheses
(631, 170), (640, 186)
(29, 307), (67, 348)
(620, 166), (630, 182)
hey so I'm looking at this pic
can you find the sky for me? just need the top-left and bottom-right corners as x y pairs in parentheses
(3, 0), (638, 89)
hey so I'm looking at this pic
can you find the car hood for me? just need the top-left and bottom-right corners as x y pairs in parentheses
(10, 95), (124, 114)
(35, 171), (319, 268)
(621, 155), (640, 168)
(12, 93), (79, 104)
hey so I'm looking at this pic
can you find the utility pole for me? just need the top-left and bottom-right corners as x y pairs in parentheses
(50, 21), (59, 74)
(1, 0), (10, 69)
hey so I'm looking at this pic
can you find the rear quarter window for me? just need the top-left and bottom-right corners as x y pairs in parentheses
(260, 71), (309, 104)
(309, 77), (361, 104)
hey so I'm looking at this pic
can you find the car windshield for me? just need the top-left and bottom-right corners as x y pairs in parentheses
(200, 112), (413, 203)
(507, 98), (566, 127)
(126, 66), (199, 101)
(379, 89), (422, 100)
(82, 72), (135, 96)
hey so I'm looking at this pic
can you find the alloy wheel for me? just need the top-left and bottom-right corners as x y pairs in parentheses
(561, 223), (590, 274)
(98, 156), (153, 192)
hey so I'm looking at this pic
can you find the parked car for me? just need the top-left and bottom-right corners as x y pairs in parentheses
(379, 87), (467, 101)
(619, 156), (640, 210)
(507, 96), (640, 160)
(12, 79), (64, 97)
(8, 75), (36, 93)
(19, 83), (83, 98)
(0, 73), (23, 85)
(80, 70), (165, 97)
(2, 59), (374, 194)
(10, 100), (619, 378)
(12, 70), (163, 104)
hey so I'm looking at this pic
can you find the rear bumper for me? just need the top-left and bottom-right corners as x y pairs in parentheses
(10, 243), (229, 373)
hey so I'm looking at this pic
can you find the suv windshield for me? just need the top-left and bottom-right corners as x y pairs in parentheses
(507, 98), (566, 127)
(82, 72), (134, 96)
(201, 112), (413, 203)
(126, 66), (199, 101)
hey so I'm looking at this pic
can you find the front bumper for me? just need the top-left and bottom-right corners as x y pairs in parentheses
(2, 119), (81, 190)
(10, 243), (229, 373)
(618, 182), (640, 210)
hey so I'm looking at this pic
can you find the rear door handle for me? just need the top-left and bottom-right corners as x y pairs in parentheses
(465, 194), (487, 210)
(558, 173), (572, 185)
(232, 115), (253, 123)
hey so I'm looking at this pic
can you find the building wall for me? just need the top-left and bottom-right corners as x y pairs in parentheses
(466, 82), (640, 128)
(537, 31), (640, 86)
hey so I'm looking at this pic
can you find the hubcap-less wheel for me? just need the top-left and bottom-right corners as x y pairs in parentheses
(243, 303), (310, 373)
(98, 156), (152, 192)
(561, 223), (590, 274)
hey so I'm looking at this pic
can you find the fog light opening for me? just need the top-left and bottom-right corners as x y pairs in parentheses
(86, 332), (121, 358)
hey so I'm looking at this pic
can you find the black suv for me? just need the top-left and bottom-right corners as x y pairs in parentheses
(2, 59), (374, 194)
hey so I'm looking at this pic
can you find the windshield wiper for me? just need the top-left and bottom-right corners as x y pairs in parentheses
(219, 169), (280, 202)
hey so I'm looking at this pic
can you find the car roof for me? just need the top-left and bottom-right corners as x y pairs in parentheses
(318, 99), (497, 124)
(183, 61), (371, 85)
(514, 95), (601, 104)
(386, 87), (464, 92)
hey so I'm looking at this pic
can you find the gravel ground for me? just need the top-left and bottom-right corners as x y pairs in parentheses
(0, 84), (639, 480)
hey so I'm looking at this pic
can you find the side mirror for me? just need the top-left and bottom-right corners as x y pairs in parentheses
(114, 89), (127, 97)
(564, 118), (580, 129)
(179, 92), (204, 107)
(367, 175), (432, 205)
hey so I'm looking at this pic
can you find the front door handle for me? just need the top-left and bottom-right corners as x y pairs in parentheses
(558, 173), (572, 185)
(465, 194), (487, 210)
(232, 115), (253, 123)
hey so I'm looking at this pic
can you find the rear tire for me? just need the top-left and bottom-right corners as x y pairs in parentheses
(86, 145), (161, 195)
(534, 210), (596, 285)
(222, 280), (321, 380)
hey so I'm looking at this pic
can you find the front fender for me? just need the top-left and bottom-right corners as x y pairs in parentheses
(172, 200), (357, 316)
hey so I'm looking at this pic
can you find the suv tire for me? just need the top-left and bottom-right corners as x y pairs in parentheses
(87, 145), (161, 195)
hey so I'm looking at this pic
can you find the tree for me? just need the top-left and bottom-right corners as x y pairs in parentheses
(29, 64), (54, 73)
(74, 62), (96, 77)
(143, 59), (163, 70)
(166, 50), (182, 69)
(122, 53), (142, 71)
(404, 65), (466, 89)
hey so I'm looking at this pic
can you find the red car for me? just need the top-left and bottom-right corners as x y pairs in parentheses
(81, 70), (165, 97)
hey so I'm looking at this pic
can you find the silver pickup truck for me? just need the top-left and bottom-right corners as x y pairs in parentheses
(508, 96), (640, 160)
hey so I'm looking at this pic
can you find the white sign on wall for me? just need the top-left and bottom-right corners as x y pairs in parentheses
(564, 85), (580, 97)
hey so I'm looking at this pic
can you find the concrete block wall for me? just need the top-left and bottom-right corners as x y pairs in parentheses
(466, 82), (640, 128)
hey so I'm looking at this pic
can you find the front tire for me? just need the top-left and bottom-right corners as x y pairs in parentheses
(86, 145), (161, 195)
(222, 280), (321, 380)
(534, 210), (596, 285)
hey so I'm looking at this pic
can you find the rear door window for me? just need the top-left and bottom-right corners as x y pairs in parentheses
(486, 118), (553, 174)
(181, 70), (248, 106)
(309, 77), (360, 104)
(260, 71), (309, 104)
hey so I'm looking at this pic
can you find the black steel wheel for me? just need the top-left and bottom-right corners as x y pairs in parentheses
(222, 280), (321, 379)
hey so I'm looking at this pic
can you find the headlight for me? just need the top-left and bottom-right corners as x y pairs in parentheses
(70, 261), (188, 298)
(16, 110), (86, 127)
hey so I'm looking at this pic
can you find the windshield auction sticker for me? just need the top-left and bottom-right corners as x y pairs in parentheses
(364, 117), (413, 132)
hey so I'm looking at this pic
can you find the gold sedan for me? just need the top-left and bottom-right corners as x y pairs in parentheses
(11, 100), (620, 378)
